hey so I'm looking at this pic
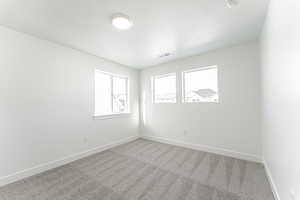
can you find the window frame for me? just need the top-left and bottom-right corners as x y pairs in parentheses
(152, 73), (177, 104)
(182, 65), (219, 104)
(94, 69), (130, 118)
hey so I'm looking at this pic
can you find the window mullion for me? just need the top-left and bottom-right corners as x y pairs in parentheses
(182, 72), (185, 103)
(111, 75), (114, 113)
(125, 78), (128, 112)
(152, 77), (155, 104)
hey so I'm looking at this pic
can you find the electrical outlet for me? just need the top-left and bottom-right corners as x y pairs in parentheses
(290, 189), (296, 200)
(83, 137), (88, 143)
(183, 130), (187, 136)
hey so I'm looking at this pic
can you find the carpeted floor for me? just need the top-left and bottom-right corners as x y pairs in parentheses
(0, 139), (274, 200)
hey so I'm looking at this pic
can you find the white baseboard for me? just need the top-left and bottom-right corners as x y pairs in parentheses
(0, 136), (138, 187)
(263, 159), (281, 200)
(142, 135), (262, 163)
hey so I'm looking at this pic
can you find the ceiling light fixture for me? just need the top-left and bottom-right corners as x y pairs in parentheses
(226, 0), (238, 8)
(111, 13), (133, 30)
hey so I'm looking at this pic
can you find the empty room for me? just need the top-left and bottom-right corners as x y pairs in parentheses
(0, 0), (299, 200)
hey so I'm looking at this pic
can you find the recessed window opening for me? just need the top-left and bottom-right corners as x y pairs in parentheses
(94, 70), (129, 116)
(152, 73), (177, 103)
(182, 66), (218, 103)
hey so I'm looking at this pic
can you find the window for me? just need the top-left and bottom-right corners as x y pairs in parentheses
(94, 70), (129, 116)
(152, 73), (176, 103)
(182, 66), (218, 103)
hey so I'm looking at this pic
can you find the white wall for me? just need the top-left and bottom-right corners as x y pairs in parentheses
(0, 26), (139, 183)
(140, 42), (261, 160)
(260, 0), (300, 200)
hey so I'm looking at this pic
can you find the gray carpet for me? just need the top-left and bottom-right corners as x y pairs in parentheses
(0, 139), (274, 200)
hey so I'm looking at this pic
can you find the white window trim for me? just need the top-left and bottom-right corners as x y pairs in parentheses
(152, 72), (177, 104)
(93, 113), (131, 120)
(94, 70), (130, 117)
(182, 65), (219, 104)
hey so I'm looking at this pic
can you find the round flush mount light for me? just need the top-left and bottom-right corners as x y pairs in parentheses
(111, 13), (133, 30)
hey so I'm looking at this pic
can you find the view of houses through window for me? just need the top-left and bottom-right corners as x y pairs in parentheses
(152, 66), (218, 104)
(95, 70), (129, 116)
(183, 66), (218, 103)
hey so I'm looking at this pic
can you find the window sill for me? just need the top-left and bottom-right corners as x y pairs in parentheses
(93, 113), (131, 120)
(153, 102), (177, 104)
(182, 101), (219, 104)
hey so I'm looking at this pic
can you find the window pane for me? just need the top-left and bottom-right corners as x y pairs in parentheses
(154, 74), (176, 103)
(94, 71), (129, 116)
(112, 76), (128, 113)
(95, 72), (112, 115)
(184, 67), (218, 103)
